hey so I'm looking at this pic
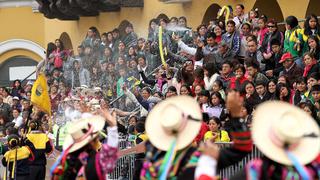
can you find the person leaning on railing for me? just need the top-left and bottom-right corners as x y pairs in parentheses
(195, 91), (253, 180)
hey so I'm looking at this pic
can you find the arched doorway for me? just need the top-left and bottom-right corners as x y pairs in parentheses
(0, 39), (46, 60)
(60, 32), (73, 50)
(0, 56), (38, 86)
(253, 0), (284, 30)
(305, 0), (320, 17)
(202, 3), (221, 25)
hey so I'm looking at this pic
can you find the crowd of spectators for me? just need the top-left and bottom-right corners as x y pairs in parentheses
(0, 3), (320, 180)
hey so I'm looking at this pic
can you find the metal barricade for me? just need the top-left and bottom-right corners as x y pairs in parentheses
(216, 142), (262, 179)
(108, 138), (135, 180)
(107, 141), (262, 180)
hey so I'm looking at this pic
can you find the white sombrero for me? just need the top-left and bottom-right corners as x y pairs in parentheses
(63, 115), (106, 153)
(146, 96), (202, 151)
(253, 101), (320, 165)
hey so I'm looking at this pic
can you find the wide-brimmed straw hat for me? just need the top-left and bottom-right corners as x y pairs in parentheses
(146, 96), (202, 151)
(252, 101), (320, 165)
(63, 116), (105, 153)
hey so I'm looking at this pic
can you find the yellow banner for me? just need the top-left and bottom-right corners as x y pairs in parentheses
(31, 73), (51, 116)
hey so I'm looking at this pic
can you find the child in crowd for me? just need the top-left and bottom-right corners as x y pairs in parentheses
(212, 80), (226, 100)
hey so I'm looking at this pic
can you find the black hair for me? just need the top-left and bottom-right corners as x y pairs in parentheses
(276, 83), (291, 102)
(137, 55), (146, 61)
(197, 24), (207, 33)
(249, 8), (259, 18)
(259, 15), (268, 23)
(236, 4), (245, 9)
(8, 134), (20, 148)
(247, 37), (258, 45)
(46, 42), (56, 59)
(298, 102), (318, 120)
(266, 79), (277, 93)
(213, 80), (224, 89)
(307, 72), (320, 81)
(149, 18), (158, 30)
(222, 61), (233, 68)
(270, 39), (281, 46)
(142, 87), (152, 94)
(245, 59), (260, 70)
(255, 80), (266, 87)
(241, 101), (253, 115)
(202, 113), (210, 123)
(203, 63), (217, 77)
(179, 16), (187, 25)
(12, 108), (21, 114)
(88, 26), (100, 39)
(226, 20), (236, 26)
(3, 88), (10, 95)
(170, 17), (178, 22)
(55, 39), (65, 50)
(167, 86), (177, 94)
(101, 32), (108, 37)
(73, 60), (80, 66)
(180, 84), (192, 96)
(295, 77), (306, 84)
(135, 122), (145, 133)
(153, 91), (163, 98)
(234, 64), (246, 73)
(194, 67), (204, 80)
(128, 125), (135, 134)
(285, 16), (299, 29)
(308, 35), (320, 57)
(29, 120), (41, 131)
(304, 14), (320, 37)
(209, 116), (221, 127)
(112, 28), (120, 33)
(206, 32), (217, 39)
(210, 91), (225, 106)
(241, 22), (252, 30)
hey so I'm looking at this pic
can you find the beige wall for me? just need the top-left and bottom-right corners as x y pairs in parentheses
(0, 0), (312, 62)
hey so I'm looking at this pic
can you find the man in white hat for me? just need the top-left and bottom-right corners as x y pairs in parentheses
(51, 109), (119, 180)
(240, 100), (320, 180)
(195, 92), (320, 180)
(122, 93), (252, 180)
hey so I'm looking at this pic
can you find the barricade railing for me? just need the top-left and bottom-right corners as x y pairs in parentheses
(107, 141), (262, 180)
(215, 142), (262, 179)
(108, 137), (135, 180)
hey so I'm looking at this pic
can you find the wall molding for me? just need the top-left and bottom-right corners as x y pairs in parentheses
(0, 39), (45, 59)
(0, 0), (39, 12)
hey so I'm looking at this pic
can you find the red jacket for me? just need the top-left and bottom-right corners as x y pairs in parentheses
(229, 76), (248, 90)
(194, 122), (209, 144)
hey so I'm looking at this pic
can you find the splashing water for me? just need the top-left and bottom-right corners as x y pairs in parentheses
(165, 24), (191, 32)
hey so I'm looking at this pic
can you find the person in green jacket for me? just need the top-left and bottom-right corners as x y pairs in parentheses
(284, 16), (303, 67)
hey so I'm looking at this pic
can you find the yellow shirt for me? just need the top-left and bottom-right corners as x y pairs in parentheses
(204, 130), (230, 142)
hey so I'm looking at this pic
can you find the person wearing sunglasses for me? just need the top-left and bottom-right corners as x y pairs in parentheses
(261, 19), (284, 74)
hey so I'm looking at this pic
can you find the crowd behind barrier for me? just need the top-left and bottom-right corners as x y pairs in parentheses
(0, 3), (320, 180)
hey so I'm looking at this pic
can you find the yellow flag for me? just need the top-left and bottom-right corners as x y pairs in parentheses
(31, 73), (51, 116)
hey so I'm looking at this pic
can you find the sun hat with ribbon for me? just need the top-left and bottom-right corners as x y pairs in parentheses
(146, 95), (202, 151)
(51, 115), (106, 176)
(63, 115), (106, 153)
(145, 95), (202, 180)
(252, 101), (320, 166)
